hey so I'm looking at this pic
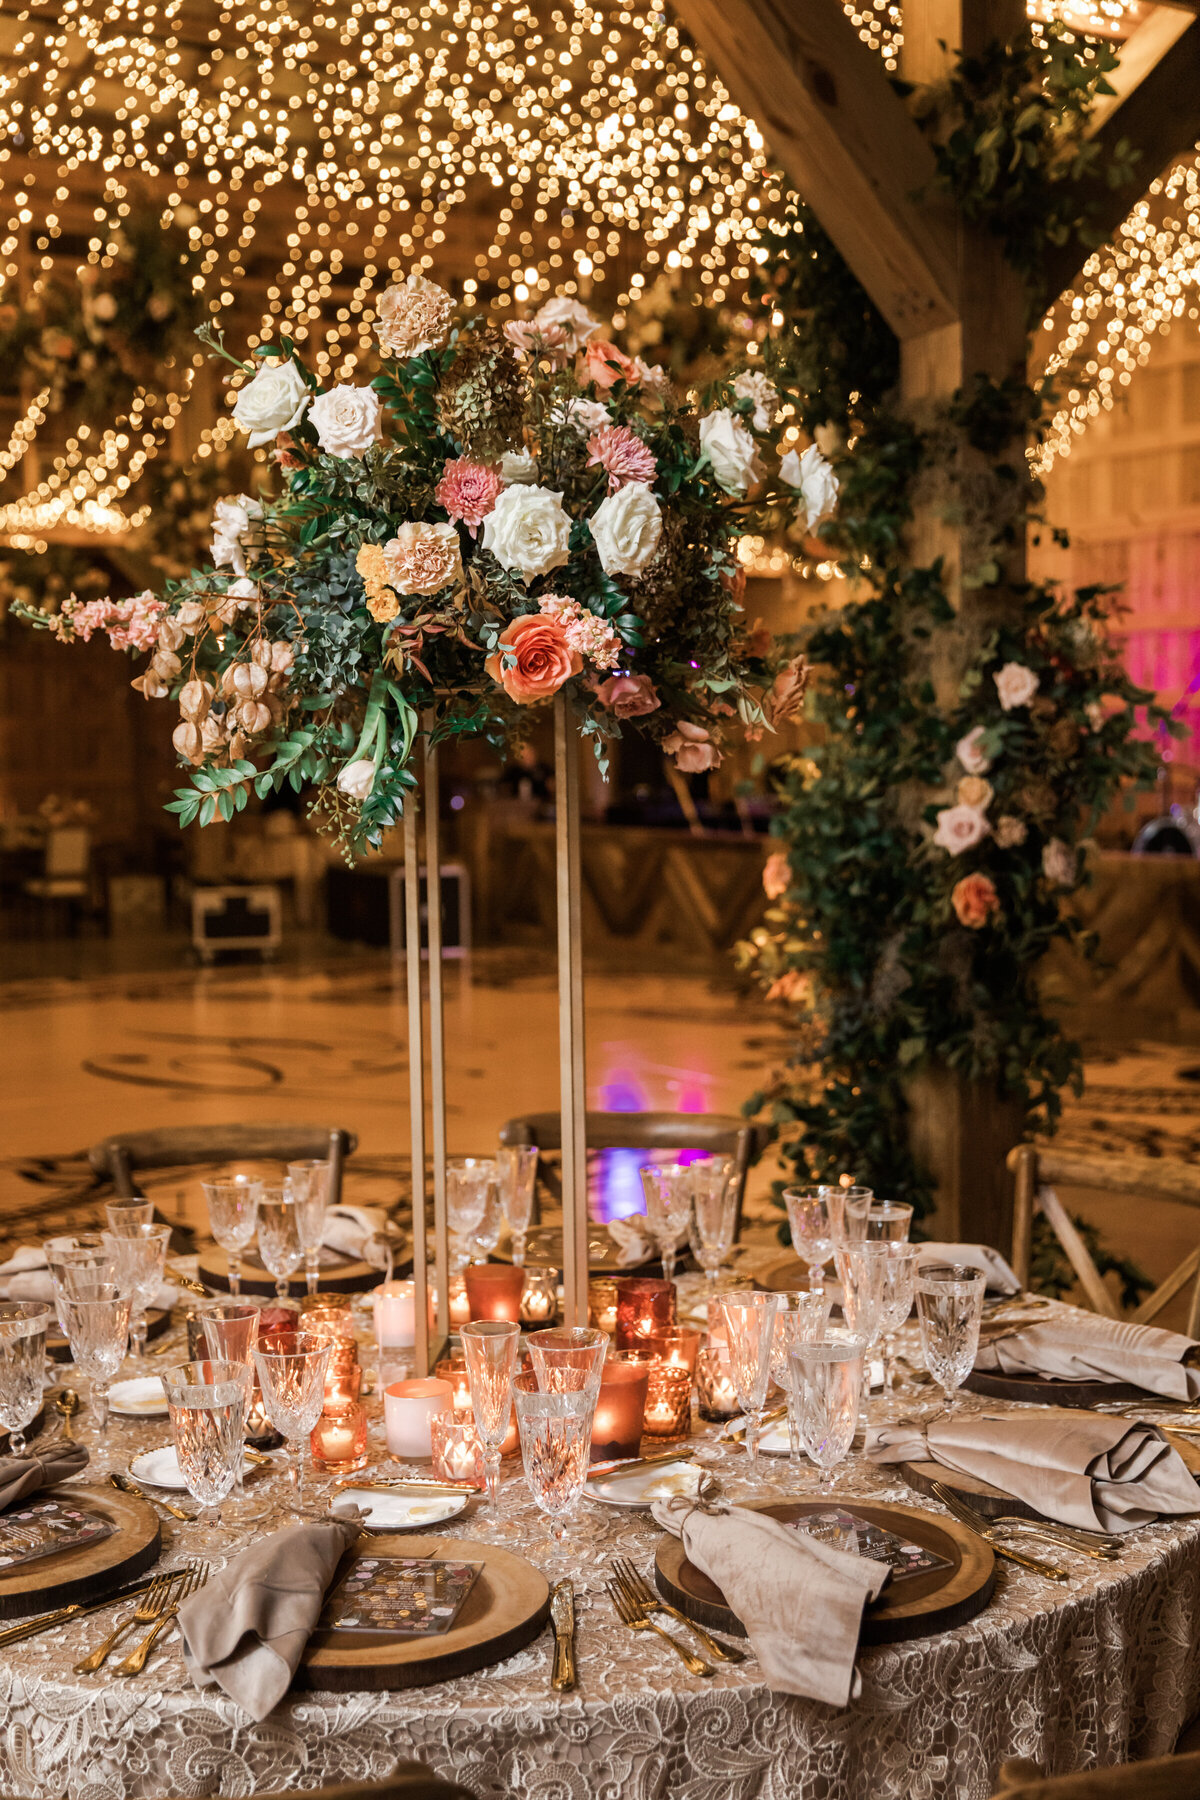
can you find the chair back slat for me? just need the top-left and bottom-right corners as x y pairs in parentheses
(89, 1125), (357, 1204)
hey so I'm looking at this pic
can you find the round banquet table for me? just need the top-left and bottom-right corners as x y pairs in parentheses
(6, 1327), (1200, 1800)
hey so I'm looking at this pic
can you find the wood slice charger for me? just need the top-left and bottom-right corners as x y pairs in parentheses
(0, 1484), (161, 1620)
(297, 1531), (551, 1692)
(47, 1308), (171, 1364)
(655, 1499), (994, 1646)
(197, 1245), (405, 1298)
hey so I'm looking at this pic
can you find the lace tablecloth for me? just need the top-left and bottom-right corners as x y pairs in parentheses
(7, 1317), (1200, 1800)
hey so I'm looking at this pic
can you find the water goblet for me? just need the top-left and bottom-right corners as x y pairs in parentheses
(199, 1301), (261, 1516)
(689, 1160), (738, 1290)
(497, 1144), (538, 1266)
(864, 1201), (914, 1243)
(513, 1373), (592, 1569)
(252, 1330), (332, 1517)
(717, 1290), (780, 1471)
(60, 1284), (130, 1438)
(256, 1184), (303, 1299)
(202, 1176), (261, 1297)
(161, 1359), (248, 1527)
(102, 1222), (170, 1358)
(788, 1331), (866, 1494)
(915, 1264), (987, 1413)
(770, 1291), (832, 1464)
(821, 1185), (873, 1246)
(447, 1159), (492, 1274)
(44, 1237), (115, 1336)
(104, 1198), (155, 1229)
(836, 1241), (890, 1408)
(0, 1302), (51, 1454)
(287, 1162), (331, 1296)
(526, 1326), (608, 1428)
(876, 1244), (921, 1395)
(782, 1189), (835, 1296)
(461, 1319), (519, 1508)
(638, 1164), (692, 1285)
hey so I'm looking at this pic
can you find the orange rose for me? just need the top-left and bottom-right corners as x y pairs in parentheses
(583, 339), (635, 391)
(951, 873), (1001, 930)
(485, 613), (582, 705)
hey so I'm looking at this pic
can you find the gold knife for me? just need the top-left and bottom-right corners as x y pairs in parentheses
(586, 1448), (697, 1483)
(721, 1404), (787, 1443)
(332, 1476), (478, 1498)
(549, 1580), (576, 1691)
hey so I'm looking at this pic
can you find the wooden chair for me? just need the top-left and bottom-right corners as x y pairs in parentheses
(992, 1751), (1200, 1798)
(87, 1124), (356, 1205)
(1008, 1143), (1200, 1331)
(499, 1110), (769, 1238)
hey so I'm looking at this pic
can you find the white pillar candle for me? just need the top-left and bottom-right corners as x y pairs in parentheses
(374, 1279), (416, 1348)
(384, 1378), (454, 1459)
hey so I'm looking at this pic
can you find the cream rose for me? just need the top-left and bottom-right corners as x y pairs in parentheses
(231, 360), (311, 449)
(534, 295), (600, 354)
(1042, 837), (1077, 887)
(781, 443), (839, 530)
(663, 719), (721, 773)
(551, 396), (610, 435)
(933, 804), (990, 855)
(588, 483), (661, 578)
(732, 369), (779, 432)
(500, 450), (539, 486)
(995, 662), (1039, 711)
(700, 408), (762, 494)
(309, 384), (383, 459)
(337, 758), (376, 801)
(482, 485), (571, 581)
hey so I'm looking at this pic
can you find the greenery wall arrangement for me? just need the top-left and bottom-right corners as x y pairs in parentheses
(737, 23), (1178, 1265)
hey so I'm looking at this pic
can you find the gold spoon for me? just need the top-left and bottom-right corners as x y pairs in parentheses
(109, 1470), (194, 1524)
(52, 1389), (80, 1440)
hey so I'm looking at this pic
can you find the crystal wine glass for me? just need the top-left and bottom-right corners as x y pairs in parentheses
(0, 1302), (50, 1454)
(256, 1184), (303, 1299)
(782, 1189), (835, 1296)
(526, 1326), (608, 1428)
(821, 1185), (873, 1246)
(447, 1159), (491, 1274)
(717, 1289), (780, 1470)
(915, 1263), (987, 1412)
(689, 1159), (738, 1290)
(513, 1372), (592, 1568)
(252, 1330), (332, 1516)
(44, 1237), (115, 1337)
(461, 1319), (519, 1508)
(770, 1291), (831, 1465)
(497, 1144), (538, 1266)
(471, 1161), (504, 1263)
(876, 1243), (921, 1395)
(104, 1198), (155, 1229)
(788, 1330), (866, 1494)
(198, 1301), (260, 1518)
(836, 1241), (889, 1410)
(60, 1283), (130, 1438)
(102, 1222), (170, 1358)
(638, 1163), (692, 1285)
(287, 1161), (331, 1296)
(864, 1201), (914, 1243)
(202, 1176), (261, 1297)
(162, 1359), (248, 1527)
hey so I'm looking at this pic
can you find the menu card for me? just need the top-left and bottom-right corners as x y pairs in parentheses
(320, 1555), (482, 1636)
(0, 1498), (114, 1570)
(789, 1509), (952, 1583)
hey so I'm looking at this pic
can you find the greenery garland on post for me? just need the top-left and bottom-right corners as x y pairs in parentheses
(738, 25), (1180, 1257)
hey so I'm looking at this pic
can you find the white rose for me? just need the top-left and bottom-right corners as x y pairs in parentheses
(534, 296), (600, 354)
(482, 484), (571, 581)
(782, 443), (839, 530)
(1042, 837), (1077, 887)
(588, 482), (662, 578)
(551, 397), (609, 435)
(308, 384), (382, 459)
(231, 359), (311, 449)
(933, 804), (990, 856)
(211, 493), (262, 576)
(700, 408), (762, 495)
(337, 758), (377, 802)
(994, 662), (1039, 711)
(956, 725), (992, 775)
(500, 450), (539, 486)
(732, 369), (779, 432)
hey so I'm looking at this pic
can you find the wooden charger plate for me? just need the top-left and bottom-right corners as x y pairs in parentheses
(962, 1369), (1143, 1408)
(297, 1531), (551, 1692)
(901, 1426), (1200, 1521)
(197, 1244), (405, 1297)
(655, 1498), (994, 1646)
(0, 1484), (161, 1620)
(47, 1308), (170, 1363)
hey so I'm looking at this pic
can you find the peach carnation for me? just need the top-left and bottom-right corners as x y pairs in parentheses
(586, 425), (657, 493)
(435, 458), (502, 538)
(594, 672), (660, 718)
(583, 339), (636, 391)
(951, 873), (1002, 930)
(373, 272), (455, 361)
(356, 543), (398, 623)
(382, 522), (463, 598)
(485, 613), (582, 705)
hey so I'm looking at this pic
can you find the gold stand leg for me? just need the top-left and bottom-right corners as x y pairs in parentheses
(554, 694), (588, 1329)
(424, 720), (450, 1344)
(403, 793), (430, 1378)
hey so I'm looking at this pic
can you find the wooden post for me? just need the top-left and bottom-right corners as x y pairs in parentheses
(403, 790), (430, 1378)
(554, 694), (588, 1329)
(423, 718), (450, 1343)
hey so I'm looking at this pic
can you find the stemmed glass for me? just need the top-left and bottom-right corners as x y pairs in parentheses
(0, 1302), (51, 1455)
(864, 1202), (914, 1243)
(447, 1159), (492, 1273)
(877, 1244), (921, 1396)
(837, 1241), (889, 1409)
(202, 1177), (261, 1297)
(788, 1331), (866, 1494)
(198, 1301), (261, 1517)
(822, 1185), (873, 1246)
(252, 1331), (332, 1516)
(770, 1291), (831, 1465)
(497, 1145), (538, 1266)
(102, 1222), (171, 1358)
(161, 1359), (248, 1528)
(527, 1326), (608, 1429)
(44, 1237), (114, 1336)
(689, 1160), (738, 1290)
(915, 1264), (987, 1413)
(288, 1162), (331, 1296)
(513, 1372), (592, 1568)
(717, 1290), (780, 1470)
(256, 1185), (303, 1299)
(471, 1163), (504, 1263)
(60, 1284), (130, 1438)
(461, 1319), (519, 1508)
(782, 1189), (835, 1296)
(104, 1199), (154, 1229)
(639, 1164), (692, 1285)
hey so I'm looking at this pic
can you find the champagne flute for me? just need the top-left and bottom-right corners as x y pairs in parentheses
(198, 1301), (261, 1518)
(782, 1189), (835, 1296)
(770, 1291), (831, 1465)
(461, 1319), (519, 1508)
(497, 1144), (538, 1267)
(877, 1244), (921, 1395)
(288, 1161), (331, 1296)
(718, 1290), (780, 1471)
(513, 1372), (592, 1570)
(836, 1241), (889, 1410)
(256, 1184), (303, 1299)
(915, 1264), (987, 1412)
(60, 1284), (130, 1438)
(689, 1159), (738, 1290)
(471, 1162), (503, 1263)
(162, 1359), (248, 1528)
(821, 1185), (873, 1246)
(638, 1164), (692, 1285)
(202, 1176), (261, 1297)
(0, 1302), (51, 1455)
(253, 1331), (331, 1517)
(101, 1222), (170, 1358)
(788, 1331), (866, 1494)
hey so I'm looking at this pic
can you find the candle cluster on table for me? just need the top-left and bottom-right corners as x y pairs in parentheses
(429, 1413), (486, 1490)
(518, 1264), (559, 1325)
(615, 1277), (676, 1349)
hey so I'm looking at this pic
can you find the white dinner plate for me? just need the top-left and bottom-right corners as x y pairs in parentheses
(758, 1420), (792, 1457)
(129, 1447), (256, 1490)
(585, 1458), (701, 1509)
(332, 1486), (470, 1531)
(109, 1376), (168, 1417)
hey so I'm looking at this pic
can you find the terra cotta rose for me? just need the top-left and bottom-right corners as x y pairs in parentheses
(485, 613), (582, 705)
(952, 873), (1001, 929)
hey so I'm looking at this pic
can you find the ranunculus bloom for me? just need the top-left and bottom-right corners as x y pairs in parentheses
(583, 339), (635, 390)
(662, 718), (721, 773)
(382, 522), (463, 597)
(951, 873), (1001, 929)
(482, 485), (572, 581)
(485, 613), (582, 704)
(232, 360), (311, 449)
(586, 425), (657, 492)
(993, 815), (1027, 849)
(994, 662), (1039, 711)
(534, 295), (600, 354)
(702, 408), (763, 494)
(594, 672), (660, 718)
(780, 443), (839, 529)
(435, 458), (502, 537)
(588, 483), (662, 577)
(956, 725), (991, 775)
(732, 369), (779, 432)
(957, 775), (994, 810)
(337, 758), (376, 801)
(308, 383), (383, 459)
(933, 804), (990, 855)
(762, 851), (791, 900)
(1042, 837), (1077, 888)
(374, 272), (455, 360)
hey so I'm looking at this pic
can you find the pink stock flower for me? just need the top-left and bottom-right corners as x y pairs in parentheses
(434, 458), (502, 537)
(586, 425), (657, 493)
(65, 591), (166, 652)
(538, 595), (622, 671)
(583, 339), (635, 391)
(662, 718), (722, 773)
(594, 672), (660, 717)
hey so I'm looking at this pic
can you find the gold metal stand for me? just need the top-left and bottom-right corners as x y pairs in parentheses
(554, 693), (588, 1328)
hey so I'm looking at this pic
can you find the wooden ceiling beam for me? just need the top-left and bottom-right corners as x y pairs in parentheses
(1085, 7), (1194, 136)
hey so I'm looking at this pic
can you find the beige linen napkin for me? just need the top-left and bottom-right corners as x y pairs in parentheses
(0, 1441), (88, 1510)
(867, 1410), (1200, 1532)
(0, 1247), (180, 1310)
(651, 1498), (888, 1707)
(179, 1515), (360, 1719)
(974, 1312), (1200, 1400)
(322, 1205), (392, 1269)
(917, 1243), (1021, 1295)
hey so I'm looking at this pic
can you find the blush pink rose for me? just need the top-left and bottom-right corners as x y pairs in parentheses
(951, 873), (1001, 930)
(663, 718), (722, 773)
(933, 803), (990, 855)
(583, 340), (636, 391)
(595, 672), (660, 718)
(485, 613), (582, 705)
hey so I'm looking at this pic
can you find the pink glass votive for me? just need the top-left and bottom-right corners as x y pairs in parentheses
(434, 1354), (474, 1416)
(615, 1276), (677, 1349)
(430, 1413), (486, 1490)
(384, 1377), (454, 1459)
(642, 1359), (693, 1437)
(463, 1262), (526, 1323)
(590, 1353), (650, 1461)
(646, 1327), (702, 1375)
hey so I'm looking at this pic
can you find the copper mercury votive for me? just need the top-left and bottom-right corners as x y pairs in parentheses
(642, 1358), (693, 1437)
(615, 1276), (677, 1349)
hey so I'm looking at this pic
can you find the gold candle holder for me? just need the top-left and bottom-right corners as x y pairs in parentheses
(588, 1278), (619, 1336)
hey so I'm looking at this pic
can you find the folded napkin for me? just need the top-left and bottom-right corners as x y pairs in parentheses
(322, 1204), (392, 1269)
(651, 1497), (887, 1706)
(0, 1247), (180, 1312)
(608, 1215), (689, 1268)
(974, 1311), (1200, 1401)
(917, 1242), (1021, 1296)
(179, 1515), (360, 1719)
(867, 1409), (1200, 1533)
(0, 1441), (89, 1511)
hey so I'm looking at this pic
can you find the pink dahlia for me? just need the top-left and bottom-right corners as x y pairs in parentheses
(586, 425), (657, 493)
(435, 457), (503, 538)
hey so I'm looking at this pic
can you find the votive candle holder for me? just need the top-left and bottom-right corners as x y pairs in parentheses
(463, 1262), (526, 1323)
(615, 1276), (676, 1349)
(588, 1278), (619, 1336)
(430, 1413), (486, 1490)
(695, 1345), (741, 1422)
(311, 1396), (369, 1474)
(519, 1264), (559, 1325)
(642, 1359), (693, 1438)
(384, 1377), (454, 1460)
(590, 1352), (650, 1461)
(646, 1327), (702, 1375)
(373, 1280), (417, 1348)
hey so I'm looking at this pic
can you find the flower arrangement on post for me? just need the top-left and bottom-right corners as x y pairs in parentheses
(16, 276), (826, 857)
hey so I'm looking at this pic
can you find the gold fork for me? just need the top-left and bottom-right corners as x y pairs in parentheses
(931, 1483), (1122, 1559)
(116, 1561), (209, 1676)
(930, 1483), (1070, 1582)
(610, 1557), (745, 1664)
(606, 1580), (715, 1677)
(73, 1570), (185, 1674)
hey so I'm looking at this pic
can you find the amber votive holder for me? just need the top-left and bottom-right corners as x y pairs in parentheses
(646, 1326), (702, 1376)
(588, 1278), (619, 1336)
(310, 1397), (369, 1473)
(463, 1262), (526, 1323)
(434, 1353), (475, 1417)
(430, 1413), (486, 1490)
(695, 1345), (741, 1422)
(615, 1276), (677, 1349)
(642, 1359), (693, 1438)
(589, 1352), (650, 1462)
